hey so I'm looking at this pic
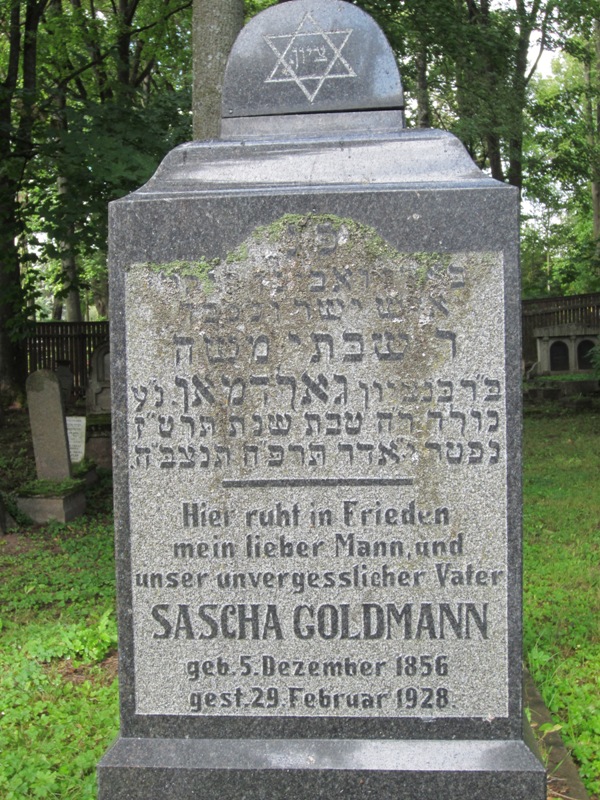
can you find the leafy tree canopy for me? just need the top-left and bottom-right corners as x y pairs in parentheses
(1, 0), (600, 397)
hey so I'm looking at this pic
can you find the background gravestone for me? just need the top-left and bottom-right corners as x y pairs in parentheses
(86, 343), (111, 414)
(55, 360), (74, 407)
(85, 343), (112, 469)
(66, 417), (87, 464)
(19, 371), (86, 523)
(26, 370), (72, 481)
(98, 2), (545, 799)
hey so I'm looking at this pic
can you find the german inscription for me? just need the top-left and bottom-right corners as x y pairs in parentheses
(125, 215), (508, 718)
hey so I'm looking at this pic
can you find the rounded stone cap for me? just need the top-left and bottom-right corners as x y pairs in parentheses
(222, 0), (403, 118)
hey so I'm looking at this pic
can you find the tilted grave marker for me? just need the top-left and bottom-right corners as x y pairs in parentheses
(98, 2), (546, 798)
(21, 370), (86, 522)
(26, 370), (72, 481)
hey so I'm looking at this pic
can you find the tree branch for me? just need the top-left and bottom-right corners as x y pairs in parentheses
(1, 0), (21, 93)
(48, 0), (191, 92)
(525, 2), (555, 85)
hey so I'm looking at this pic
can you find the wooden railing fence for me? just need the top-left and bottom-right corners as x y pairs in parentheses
(23, 294), (600, 396)
(25, 322), (109, 399)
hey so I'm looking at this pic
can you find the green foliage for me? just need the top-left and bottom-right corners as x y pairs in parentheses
(72, 460), (95, 478)
(143, 259), (218, 289)
(1, 412), (599, 797)
(0, 0), (193, 350)
(589, 343), (600, 378)
(522, 38), (600, 296)
(0, 491), (32, 527)
(0, 515), (119, 799)
(1, 525), (116, 616)
(79, 252), (109, 320)
(523, 411), (600, 795)
(244, 0), (277, 21)
(0, 657), (118, 800)
(18, 478), (86, 498)
(527, 372), (599, 383)
(0, 449), (36, 493)
(28, 82), (193, 317)
(23, 610), (117, 666)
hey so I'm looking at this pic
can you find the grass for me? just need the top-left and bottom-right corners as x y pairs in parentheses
(17, 477), (87, 497)
(522, 408), (600, 797)
(0, 407), (598, 798)
(0, 463), (119, 799)
(527, 373), (599, 383)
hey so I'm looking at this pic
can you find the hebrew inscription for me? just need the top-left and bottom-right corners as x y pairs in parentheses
(125, 215), (509, 718)
(264, 13), (356, 102)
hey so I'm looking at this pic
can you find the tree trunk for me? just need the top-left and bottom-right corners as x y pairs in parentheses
(506, 0), (541, 193)
(56, 172), (82, 322)
(415, 45), (432, 128)
(593, 18), (600, 263)
(0, 184), (25, 399)
(55, 84), (83, 322)
(192, 0), (244, 140)
(583, 45), (600, 270)
(0, 5), (23, 396)
(486, 132), (505, 182)
(52, 299), (64, 320)
(0, 0), (47, 399)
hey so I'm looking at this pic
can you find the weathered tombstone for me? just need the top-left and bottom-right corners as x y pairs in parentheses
(85, 423), (113, 470)
(55, 359), (74, 407)
(26, 370), (72, 481)
(66, 416), (87, 464)
(86, 343), (111, 414)
(20, 370), (86, 522)
(98, 2), (545, 799)
(85, 343), (113, 468)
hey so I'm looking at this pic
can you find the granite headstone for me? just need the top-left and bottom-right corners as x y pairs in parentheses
(86, 343), (111, 414)
(55, 360), (74, 407)
(26, 370), (72, 481)
(98, 2), (546, 798)
(66, 416), (87, 464)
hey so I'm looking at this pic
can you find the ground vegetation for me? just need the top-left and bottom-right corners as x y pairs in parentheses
(0, 408), (598, 798)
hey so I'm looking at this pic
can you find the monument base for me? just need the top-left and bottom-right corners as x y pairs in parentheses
(85, 429), (112, 470)
(15, 489), (86, 523)
(98, 737), (546, 800)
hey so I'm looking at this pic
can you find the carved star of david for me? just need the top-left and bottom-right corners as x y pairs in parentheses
(264, 13), (356, 103)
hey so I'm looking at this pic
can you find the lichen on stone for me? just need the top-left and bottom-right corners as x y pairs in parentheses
(135, 259), (218, 292)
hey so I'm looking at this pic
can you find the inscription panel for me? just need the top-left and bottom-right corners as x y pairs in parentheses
(125, 216), (509, 718)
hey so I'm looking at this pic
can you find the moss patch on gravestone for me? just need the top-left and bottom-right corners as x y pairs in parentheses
(130, 215), (456, 295)
(134, 259), (218, 293)
(252, 213), (394, 253)
(18, 477), (86, 498)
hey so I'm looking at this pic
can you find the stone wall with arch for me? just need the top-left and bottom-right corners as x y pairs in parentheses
(534, 324), (599, 374)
